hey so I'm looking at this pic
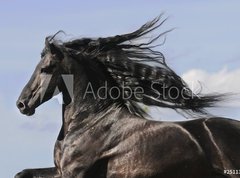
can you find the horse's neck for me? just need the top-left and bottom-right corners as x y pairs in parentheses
(61, 100), (129, 138)
(60, 68), (120, 136)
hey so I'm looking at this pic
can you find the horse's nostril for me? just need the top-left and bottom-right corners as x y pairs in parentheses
(17, 101), (25, 109)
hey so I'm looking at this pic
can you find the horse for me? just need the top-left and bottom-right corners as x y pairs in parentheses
(15, 16), (240, 178)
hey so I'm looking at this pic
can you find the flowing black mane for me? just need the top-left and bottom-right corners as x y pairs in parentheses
(48, 16), (224, 118)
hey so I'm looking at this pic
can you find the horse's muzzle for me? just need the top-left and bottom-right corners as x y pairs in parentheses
(16, 100), (35, 116)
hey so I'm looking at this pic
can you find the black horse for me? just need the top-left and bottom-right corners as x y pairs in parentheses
(15, 16), (240, 178)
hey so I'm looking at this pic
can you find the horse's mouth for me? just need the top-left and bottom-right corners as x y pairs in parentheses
(20, 108), (36, 116)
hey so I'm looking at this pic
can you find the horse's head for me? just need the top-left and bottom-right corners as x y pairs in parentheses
(17, 38), (66, 116)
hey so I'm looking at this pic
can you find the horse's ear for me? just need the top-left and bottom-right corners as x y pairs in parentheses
(45, 37), (51, 49)
(45, 37), (63, 59)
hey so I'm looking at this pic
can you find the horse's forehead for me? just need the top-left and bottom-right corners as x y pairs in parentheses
(39, 53), (52, 67)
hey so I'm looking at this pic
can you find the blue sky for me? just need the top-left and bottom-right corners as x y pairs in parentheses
(0, 0), (240, 177)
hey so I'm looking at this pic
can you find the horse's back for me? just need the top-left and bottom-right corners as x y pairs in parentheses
(106, 117), (240, 178)
(105, 118), (213, 178)
(181, 117), (240, 176)
(204, 118), (240, 169)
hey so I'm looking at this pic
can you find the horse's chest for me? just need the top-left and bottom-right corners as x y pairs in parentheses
(58, 129), (107, 173)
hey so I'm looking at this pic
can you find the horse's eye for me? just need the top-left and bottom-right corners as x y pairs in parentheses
(41, 52), (46, 58)
(40, 65), (55, 74)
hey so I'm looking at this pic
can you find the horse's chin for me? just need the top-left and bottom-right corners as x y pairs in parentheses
(20, 108), (36, 116)
(26, 109), (35, 116)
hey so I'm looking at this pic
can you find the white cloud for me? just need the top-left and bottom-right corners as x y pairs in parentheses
(182, 67), (240, 107)
(149, 68), (240, 121)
